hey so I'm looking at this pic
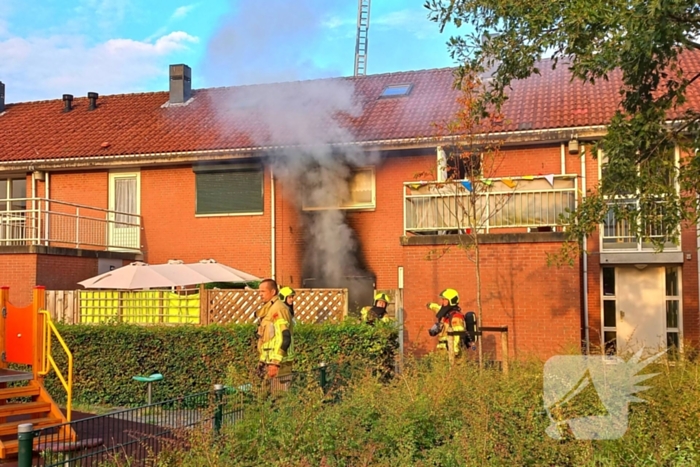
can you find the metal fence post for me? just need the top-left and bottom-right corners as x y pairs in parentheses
(213, 384), (224, 435)
(318, 362), (328, 394)
(17, 423), (34, 467)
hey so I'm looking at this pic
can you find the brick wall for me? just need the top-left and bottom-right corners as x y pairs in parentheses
(0, 254), (99, 305)
(401, 241), (582, 360)
(36, 255), (98, 291)
(46, 170), (109, 208)
(140, 165), (273, 279)
(0, 254), (37, 306)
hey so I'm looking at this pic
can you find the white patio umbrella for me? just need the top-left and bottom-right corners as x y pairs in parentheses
(150, 260), (213, 285)
(184, 259), (260, 283)
(78, 261), (210, 290)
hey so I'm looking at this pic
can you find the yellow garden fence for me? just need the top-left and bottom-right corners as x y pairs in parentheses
(44, 288), (348, 325)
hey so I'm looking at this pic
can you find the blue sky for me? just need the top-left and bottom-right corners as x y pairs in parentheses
(0, 0), (464, 103)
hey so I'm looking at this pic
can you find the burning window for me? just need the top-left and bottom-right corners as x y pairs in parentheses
(380, 84), (412, 98)
(446, 151), (482, 179)
(193, 163), (263, 215)
(303, 167), (375, 211)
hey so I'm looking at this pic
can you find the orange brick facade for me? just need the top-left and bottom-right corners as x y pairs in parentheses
(2, 142), (699, 359)
(0, 253), (98, 306)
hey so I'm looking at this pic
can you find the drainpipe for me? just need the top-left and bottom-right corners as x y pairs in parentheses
(44, 172), (50, 246)
(560, 143), (566, 174)
(270, 166), (276, 280)
(692, 195), (700, 350)
(30, 171), (36, 244)
(581, 145), (590, 353)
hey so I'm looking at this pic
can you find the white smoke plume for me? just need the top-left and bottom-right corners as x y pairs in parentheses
(201, 0), (343, 87)
(202, 0), (379, 288)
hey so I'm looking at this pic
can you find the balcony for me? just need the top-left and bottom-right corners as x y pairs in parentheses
(602, 199), (679, 252)
(0, 198), (142, 253)
(403, 175), (577, 235)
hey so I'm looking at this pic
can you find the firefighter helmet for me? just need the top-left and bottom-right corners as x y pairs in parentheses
(439, 288), (460, 306)
(373, 292), (391, 307)
(279, 286), (296, 301)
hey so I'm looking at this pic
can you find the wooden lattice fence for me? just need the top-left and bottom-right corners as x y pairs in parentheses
(204, 288), (348, 324)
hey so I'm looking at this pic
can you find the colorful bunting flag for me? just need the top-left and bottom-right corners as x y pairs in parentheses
(502, 178), (517, 189)
(461, 180), (473, 191)
(544, 174), (555, 187)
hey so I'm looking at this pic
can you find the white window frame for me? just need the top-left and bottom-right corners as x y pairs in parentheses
(600, 266), (618, 355)
(600, 265), (684, 356)
(302, 166), (376, 211)
(598, 146), (681, 252)
(665, 266), (683, 354)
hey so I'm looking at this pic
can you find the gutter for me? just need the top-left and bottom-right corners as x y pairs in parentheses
(0, 125), (609, 171)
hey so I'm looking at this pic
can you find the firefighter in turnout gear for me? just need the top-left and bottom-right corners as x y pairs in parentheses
(256, 279), (293, 388)
(278, 286), (296, 319)
(429, 288), (471, 365)
(361, 292), (391, 324)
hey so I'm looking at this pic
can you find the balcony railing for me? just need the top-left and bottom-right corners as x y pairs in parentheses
(404, 175), (578, 235)
(602, 198), (679, 251)
(0, 198), (142, 252)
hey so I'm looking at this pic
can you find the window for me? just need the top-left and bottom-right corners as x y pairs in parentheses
(0, 177), (27, 211)
(380, 84), (412, 98)
(601, 266), (617, 355)
(0, 177), (27, 243)
(446, 152), (482, 179)
(600, 148), (680, 251)
(303, 167), (375, 210)
(193, 163), (263, 215)
(665, 267), (681, 358)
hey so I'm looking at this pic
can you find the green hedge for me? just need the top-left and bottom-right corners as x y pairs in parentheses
(44, 322), (398, 407)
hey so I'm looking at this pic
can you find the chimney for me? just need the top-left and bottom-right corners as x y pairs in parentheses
(0, 81), (5, 113)
(87, 92), (99, 111)
(63, 94), (74, 112)
(169, 64), (192, 104)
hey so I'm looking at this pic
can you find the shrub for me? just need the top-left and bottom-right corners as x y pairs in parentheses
(44, 321), (398, 407)
(196, 354), (700, 466)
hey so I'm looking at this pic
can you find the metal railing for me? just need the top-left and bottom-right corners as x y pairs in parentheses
(602, 198), (680, 251)
(38, 310), (73, 422)
(403, 175), (577, 235)
(18, 364), (347, 467)
(0, 198), (142, 252)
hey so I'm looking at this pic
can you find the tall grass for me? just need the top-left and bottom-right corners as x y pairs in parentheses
(171, 353), (700, 466)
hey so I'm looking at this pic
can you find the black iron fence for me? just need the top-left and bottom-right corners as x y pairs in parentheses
(18, 364), (344, 467)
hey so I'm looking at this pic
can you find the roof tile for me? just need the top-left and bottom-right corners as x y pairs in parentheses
(2, 50), (700, 162)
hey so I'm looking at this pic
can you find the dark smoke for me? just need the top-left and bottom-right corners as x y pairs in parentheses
(202, 1), (377, 303)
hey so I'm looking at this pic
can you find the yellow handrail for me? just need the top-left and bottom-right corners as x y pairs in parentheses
(38, 310), (73, 422)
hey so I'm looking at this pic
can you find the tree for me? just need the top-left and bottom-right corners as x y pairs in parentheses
(418, 74), (511, 367)
(425, 0), (700, 255)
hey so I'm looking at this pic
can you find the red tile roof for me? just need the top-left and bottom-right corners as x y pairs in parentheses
(1, 50), (699, 163)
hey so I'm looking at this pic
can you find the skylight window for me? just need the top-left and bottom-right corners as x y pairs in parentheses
(380, 84), (412, 98)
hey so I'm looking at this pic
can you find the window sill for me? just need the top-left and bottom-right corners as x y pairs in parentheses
(400, 231), (566, 246)
(195, 212), (264, 218)
(302, 205), (376, 212)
